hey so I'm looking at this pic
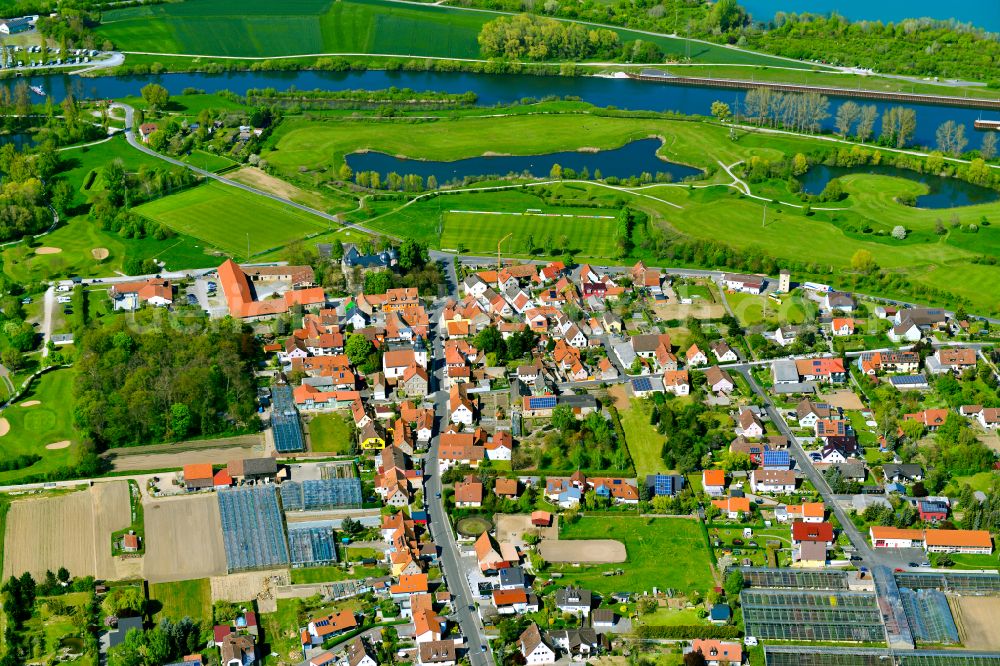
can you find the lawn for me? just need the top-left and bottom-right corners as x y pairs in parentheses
(307, 412), (353, 454)
(290, 564), (387, 584)
(57, 135), (166, 208)
(619, 398), (666, 480)
(554, 516), (715, 595)
(929, 552), (999, 571)
(150, 578), (212, 626)
(181, 149), (238, 173)
(97, 0), (802, 66)
(0, 369), (81, 485)
(441, 210), (617, 257)
(725, 291), (812, 327)
(133, 181), (331, 257)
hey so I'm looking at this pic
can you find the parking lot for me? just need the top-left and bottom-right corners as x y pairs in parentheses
(190, 276), (229, 317)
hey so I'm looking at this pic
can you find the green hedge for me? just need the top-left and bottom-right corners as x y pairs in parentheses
(634, 625), (740, 639)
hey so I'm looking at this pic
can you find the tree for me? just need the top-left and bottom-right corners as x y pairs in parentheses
(1, 349), (23, 372)
(891, 225), (908, 240)
(169, 403), (192, 439)
(398, 238), (426, 271)
(345, 333), (375, 366)
(851, 249), (877, 274)
(338, 163), (353, 181)
(551, 404), (576, 432)
(101, 586), (145, 618)
(473, 326), (505, 356)
(364, 270), (393, 294)
(549, 163), (562, 179)
(722, 450), (752, 472)
(834, 101), (860, 137)
(140, 83), (169, 114)
(857, 104), (878, 143)
(710, 101), (731, 122)
(981, 132), (998, 161)
(709, 0), (747, 31)
(791, 153), (808, 176)
(935, 120), (968, 156)
(724, 569), (744, 599)
(57, 567), (70, 583)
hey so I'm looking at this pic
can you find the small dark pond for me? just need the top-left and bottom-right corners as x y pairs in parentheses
(799, 163), (1000, 209)
(345, 137), (702, 184)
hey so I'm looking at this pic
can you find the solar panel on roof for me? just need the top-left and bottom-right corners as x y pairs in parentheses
(631, 377), (652, 392)
(654, 474), (675, 496)
(529, 396), (557, 409)
(763, 451), (790, 467)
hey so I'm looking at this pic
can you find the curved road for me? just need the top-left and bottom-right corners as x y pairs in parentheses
(114, 103), (389, 239)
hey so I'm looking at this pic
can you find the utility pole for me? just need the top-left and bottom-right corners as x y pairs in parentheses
(762, 203), (767, 228)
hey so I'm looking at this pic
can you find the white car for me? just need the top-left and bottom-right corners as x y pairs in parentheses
(744, 637), (758, 647)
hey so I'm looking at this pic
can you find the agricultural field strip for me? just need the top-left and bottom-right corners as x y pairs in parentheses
(448, 209), (616, 219)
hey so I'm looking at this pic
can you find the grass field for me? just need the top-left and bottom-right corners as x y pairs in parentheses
(619, 398), (666, 480)
(290, 564), (387, 584)
(307, 412), (353, 454)
(133, 181), (331, 256)
(57, 135), (166, 208)
(97, 0), (804, 67)
(2, 215), (217, 283)
(554, 516), (714, 595)
(0, 369), (81, 485)
(150, 578), (212, 625)
(441, 210), (617, 256)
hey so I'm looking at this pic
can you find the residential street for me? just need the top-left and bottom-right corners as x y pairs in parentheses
(424, 257), (492, 665)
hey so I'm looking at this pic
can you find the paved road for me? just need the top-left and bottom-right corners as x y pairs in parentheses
(40, 286), (55, 357)
(423, 257), (491, 666)
(732, 364), (912, 570)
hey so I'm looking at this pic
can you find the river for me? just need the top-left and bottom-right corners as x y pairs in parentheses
(10, 68), (1000, 151)
(740, 0), (1000, 32)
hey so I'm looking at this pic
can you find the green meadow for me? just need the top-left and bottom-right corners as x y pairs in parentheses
(133, 181), (332, 257)
(97, 0), (807, 66)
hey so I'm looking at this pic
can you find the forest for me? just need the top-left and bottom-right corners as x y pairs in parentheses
(72, 319), (261, 447)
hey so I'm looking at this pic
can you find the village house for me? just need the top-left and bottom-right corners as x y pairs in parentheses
(454, 475), (483, 508)
(519, 624), (556, 666)
(830, 318), (855, 337)
(904, 408), (949, 431)
(109, 278), (173, 311)
(722, 273), (765, 294)
(795, 357), (846, 383)
(703, 469), (726, 496)
(737, 408), (764, 438)
(712, 496), (751, 520)
(492, 589), (539, 615)
(449, 384), (476, 425)
(791, 521), (834, 549)
(555, 586), (593, 617)
(686, 344), (708, 366)
(857, 351), (920, 375)
(750, 469), (796, 494)
(870, 527), (993, 554)
(710, 340), (738, 363)
(419, 641), (456, 666)
(301, 611), (358, 649)
(926, 348), (977, 375)
(217, 260), (325, 319)
(704, 366), (735, 394)
(796, 399), (837, 429)
(823, 292), (855, 312)
(686, 640), (743, 666)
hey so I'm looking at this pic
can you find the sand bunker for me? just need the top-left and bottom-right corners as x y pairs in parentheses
(35, 247), (62, 255)
(20, 400), (39, 407)
(0, 418), (9, 437)
(45, 440), (71, 450)
(91, 248), (109, 260)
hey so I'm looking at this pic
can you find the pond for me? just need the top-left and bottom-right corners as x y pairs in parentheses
(798, 163), (1000, 209)
(345, 137), (702, 184)
(58, 636), (84, 655)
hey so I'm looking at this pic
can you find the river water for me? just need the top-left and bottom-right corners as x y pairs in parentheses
(10, 67), (1000, 150)
(740, 0), (1000, 32)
